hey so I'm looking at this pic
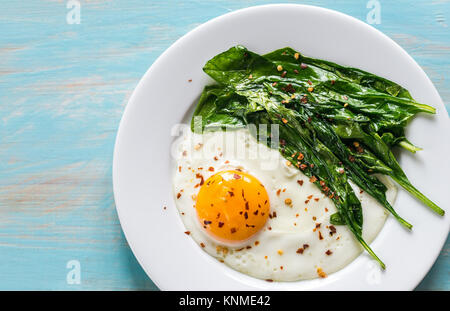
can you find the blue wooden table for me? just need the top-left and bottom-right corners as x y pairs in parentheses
(0, 0), (448, 290)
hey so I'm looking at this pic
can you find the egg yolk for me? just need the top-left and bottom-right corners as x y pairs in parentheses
(195, 170), (270, 243)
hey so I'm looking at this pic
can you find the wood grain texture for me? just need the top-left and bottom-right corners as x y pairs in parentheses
(0, 0), (448, 290)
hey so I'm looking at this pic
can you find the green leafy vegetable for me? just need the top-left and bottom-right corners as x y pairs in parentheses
(191, 45), (443, 268)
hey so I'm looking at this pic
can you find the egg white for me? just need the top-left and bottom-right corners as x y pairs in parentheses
(172, 127), (396, 281)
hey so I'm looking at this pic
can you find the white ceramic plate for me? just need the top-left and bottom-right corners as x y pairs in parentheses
(113, 4), (450, 290)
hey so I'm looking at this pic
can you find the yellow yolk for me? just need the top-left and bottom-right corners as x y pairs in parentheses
(195, 170), (270, 243)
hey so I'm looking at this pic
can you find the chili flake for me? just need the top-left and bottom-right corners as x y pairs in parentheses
(317, 268), (327, 278)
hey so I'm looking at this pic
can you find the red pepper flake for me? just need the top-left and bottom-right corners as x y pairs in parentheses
(331, 80), (335, 85)
(326, 250), (333, 256)
(297, 153), (304, 160)
(329, 225), (336, 236)
(296, 248), (304, 254)
(307, 80), (312, 85)
(208, 167), (214, 172)
(285, 83), (296, 93)
(272, 82), (277, 87)
(233, 173), (241, 179)
(244, 212), (248, 219)
(300, 164), (307, 170)
(307, 195), (313, 200)
(182, 150), (187, 156)
(200, 243), (205, 248)
(184, 231), (190, 235)
(309, 176), (317, 183)
(300, 63), (308, 69)
(195, 173), (204, 184)
(303, 244), (309, 249)
(282, 118), (288, 124)
(281, 71), (287, 78)
(348, 155), (355, 162)
(188, 79), (192, 82)
(266, 279), (273, 282)
(178, 166), (182, 172)
(255, 241), (260, 246)
(177, 192), (182, 199)
(315, 223), (321, 229)
(314, 198), (319, 202)
(317, 268), (327, 278)
(276, 189), (281, 196)
(301, 96), (308, 104)
(204, 220), (212, 225)
(305, 200), (309, 204)
(318, 231), (324, 240)
(230, 227), (237, 234)
(294, 69), (299, 74)
(218, 222), (224, 228)
(297, 180), (304, 186)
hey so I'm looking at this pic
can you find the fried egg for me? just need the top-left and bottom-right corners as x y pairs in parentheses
(173, 127), (396, 281)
